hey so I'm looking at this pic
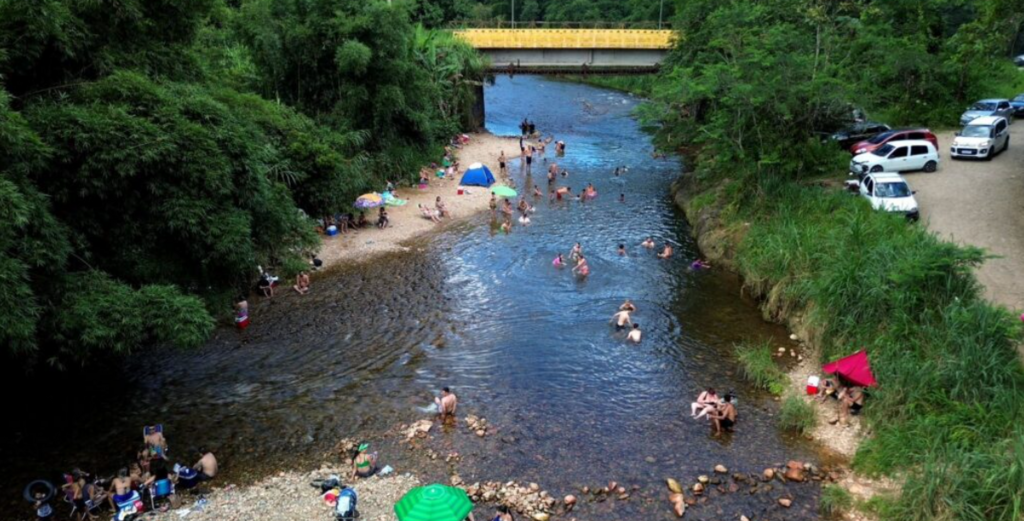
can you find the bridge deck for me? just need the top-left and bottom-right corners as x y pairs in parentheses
(454, 29), (675, 50)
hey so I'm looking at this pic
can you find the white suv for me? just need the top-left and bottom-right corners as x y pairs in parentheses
(846, 172), (920, 221)
(850, 140), (940, 175)
(951, 116), (1010, 160)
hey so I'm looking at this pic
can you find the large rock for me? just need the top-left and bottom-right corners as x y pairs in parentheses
(784, 466), (805, 483)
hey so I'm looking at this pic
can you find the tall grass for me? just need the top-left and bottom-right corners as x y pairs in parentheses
(819, 484), (854, 518)
(779, 395), (816, 435)
(735, 339), (787, 395)
(707, 173), (1024, 521)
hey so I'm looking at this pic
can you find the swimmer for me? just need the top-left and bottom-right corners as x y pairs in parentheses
(614, 167), (621, 177)
(553, 253), (565, 268)
(434, 387), (459, 423)
(489, 193), (498, 214)
(610, 309), (632, 331)
(549, 189), (556, 202)
(658, 242), (674, 259)
(517, 198), (528, 213)
(641, 237), (656, 249)
(500, 221), (512, 234)
(560, 169), (569, 177)
(627, 323), (642, 343)
(572, 255), (590, 278)
(619, 193), (625, 203)
(519, 211), (531, 225)
(691, 259), (712, 270)
(556, 186), (571, 201)
(570, 242), (582, 261)
(548, 169), (556, 184)
(620, 299), (637, 312)
(533, 185), (542, 198)
(617, 244), (627, 256)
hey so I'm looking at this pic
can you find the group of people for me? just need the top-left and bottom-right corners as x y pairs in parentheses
(319, 211), (369, 236)
(610, 299), (643, 343)
(690, 388), (739, 435)
(816, 377), (866, 425)
(34, 426), (218, 520)
(418, 196), (453, 224)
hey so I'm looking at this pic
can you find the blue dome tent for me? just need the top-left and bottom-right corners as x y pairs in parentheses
(460, 163), (496, 187)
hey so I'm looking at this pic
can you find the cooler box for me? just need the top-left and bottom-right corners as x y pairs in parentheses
(457, 188), (465, 195)
(326, 225), (338, 236)
(806, 375), (820, 396)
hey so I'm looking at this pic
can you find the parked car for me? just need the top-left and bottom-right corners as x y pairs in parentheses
(845, 172), (920, 221)
(1010, 94), (1024, 117)
(950, 116), (1010, 160)
(849, 128), (939, 155)
(829, 121), (891, 149)
(1015, 55), (1024, 66)
(850, 140), (939, 175)
(959, 99), (1014, 126)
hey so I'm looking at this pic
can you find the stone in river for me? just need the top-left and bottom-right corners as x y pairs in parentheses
(564, 495), (577, 506)
(763, 468), (775, 481)
(672, 502), (686, 518)
(645, 456), (657, 464)
(741, 516), (751, 521)
(668, 493), (684, 504)
(778, 498), (792, 508)
(692, 483), (704, 495)
(666, 479), (683, 493)
(529, 483), (540, 492)
(581, 486), (590, 495)
(532, 514), (550, 521)
(714, 464), (728, 474)
(476, 429), (486, 437)
(697, 475), (709, 484)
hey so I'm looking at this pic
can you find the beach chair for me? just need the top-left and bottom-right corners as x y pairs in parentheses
(149, 479), (174, 512)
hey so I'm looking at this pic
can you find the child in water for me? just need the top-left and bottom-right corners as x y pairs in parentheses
(553, 254), (565, 268)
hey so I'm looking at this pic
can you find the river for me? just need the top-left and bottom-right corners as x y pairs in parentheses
(1, 76), (820, 520)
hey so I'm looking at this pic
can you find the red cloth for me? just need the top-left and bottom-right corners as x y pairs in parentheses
(821, 350), (877, 387)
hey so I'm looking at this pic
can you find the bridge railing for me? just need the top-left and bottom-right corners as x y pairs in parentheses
(449, 20), (673, 30)
(453, 28), (676, 50)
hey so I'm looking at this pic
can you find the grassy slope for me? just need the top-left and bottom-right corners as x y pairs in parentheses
(674, 173), (1024, 521)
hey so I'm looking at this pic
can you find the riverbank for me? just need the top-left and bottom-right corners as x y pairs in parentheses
(316, 132), (520, 268)
(671, 170), (1024, 520)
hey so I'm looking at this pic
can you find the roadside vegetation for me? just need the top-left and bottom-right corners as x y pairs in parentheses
(0, 1), (484, 366)
(631, 0), (1024, 520)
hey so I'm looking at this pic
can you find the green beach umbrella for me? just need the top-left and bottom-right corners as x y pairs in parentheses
(491, 186), (517, 198)
(395, 484), (473, 521)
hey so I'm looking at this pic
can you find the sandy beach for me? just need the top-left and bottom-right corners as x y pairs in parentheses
(316, 132), (521, 268)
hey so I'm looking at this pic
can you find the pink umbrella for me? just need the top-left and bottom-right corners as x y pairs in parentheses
(822, 350), (878, 388)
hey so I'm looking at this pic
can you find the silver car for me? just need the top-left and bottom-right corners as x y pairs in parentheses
(959, 99), (1014, 126)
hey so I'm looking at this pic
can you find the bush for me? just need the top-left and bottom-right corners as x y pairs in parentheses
(779, 396), (816, 435)
(819, 484), (854, 518)
(735, 340), (787, 395)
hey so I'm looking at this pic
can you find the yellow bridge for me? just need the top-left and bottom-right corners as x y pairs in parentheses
(453, 28), (675, 50)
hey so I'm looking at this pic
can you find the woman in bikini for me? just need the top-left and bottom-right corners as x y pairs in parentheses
(572, 255), (590, 278)
(351, 442), (378, 479)
(570, 242), (582, 261)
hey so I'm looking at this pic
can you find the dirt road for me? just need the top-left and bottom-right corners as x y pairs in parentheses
(907, 123), (1024, 311)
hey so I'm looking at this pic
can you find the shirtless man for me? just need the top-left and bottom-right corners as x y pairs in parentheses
(108, 468), (133, 509)
(709, 395), (738, 435)
(657, 242), (674, 259)
(435, 387), (458, 423)
(617, 244), (627, 256)
(524, 146), (533, 173)
(194, 447), (218, 481)
(627, 323), (642, 343)
(143, 426), (167, 459)
(489, 193), (498, 215)
(293, 271), (310, 295)
(839, 386), (865, 425)
(641, 237), (655, 249)
(619, 299), (637, 312)
(498, 151), (507, 175)
(610, 309), (632, 331)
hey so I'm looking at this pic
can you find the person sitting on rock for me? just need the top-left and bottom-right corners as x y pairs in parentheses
(708, 394), (737, 435)
(351, 442), (378, 479)
(838, 386), (865, 425)
(690, 387), (720, 419)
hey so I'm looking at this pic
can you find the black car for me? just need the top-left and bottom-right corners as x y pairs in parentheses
(1010, 94), (1024, 117)
(829, 122), (892, 149)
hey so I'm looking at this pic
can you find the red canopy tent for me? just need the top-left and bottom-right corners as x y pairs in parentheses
(821, 350), (878, 388)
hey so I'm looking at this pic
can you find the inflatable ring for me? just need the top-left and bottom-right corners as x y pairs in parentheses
(23, 479), (55, 503)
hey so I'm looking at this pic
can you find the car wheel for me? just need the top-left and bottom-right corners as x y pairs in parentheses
(1003, 138), (1010, 153)
(870, 165), (883, 173)
(984, 148), (994, 161)
(923, 160), (937, 173)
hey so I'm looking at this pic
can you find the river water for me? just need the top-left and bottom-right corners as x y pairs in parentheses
(2, 76), (820, 519)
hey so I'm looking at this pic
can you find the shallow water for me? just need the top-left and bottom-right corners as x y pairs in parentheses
(2, 76), (819, 520)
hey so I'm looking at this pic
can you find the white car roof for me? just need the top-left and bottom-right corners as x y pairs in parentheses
(965, 116), (1005, 126)
(868, 173), (907, 183)
(882, 139), (936, 148)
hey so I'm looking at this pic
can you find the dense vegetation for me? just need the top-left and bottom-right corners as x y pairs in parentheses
(631, 0), (1024, 520)
(407, 0), (675, 27)
(0, 0), (483, 366)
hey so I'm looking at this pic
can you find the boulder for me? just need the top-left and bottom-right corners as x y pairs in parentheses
(714, 464), (728, 474)
(692, 483), (704, 495)
(784, 467), (805, 483)
(667, 479), (683, 493)
(564, 495), (577, 507)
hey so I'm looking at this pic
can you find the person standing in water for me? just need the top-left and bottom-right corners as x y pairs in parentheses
(641, 237), (655, 249)
(620, 299), (637, 312)
(572, 255), (590, 278)
(570, 242), (582, 261)
(524, 145), (534, 174)
(610, 309), (632, 331)
(435, 387), (458, 423)
(627, 323), (642, 343)
(489, 193), (498, 215)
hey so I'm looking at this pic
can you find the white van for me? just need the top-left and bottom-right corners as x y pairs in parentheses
(950, 116), (1010, 160)
(849, 140), (940, 175)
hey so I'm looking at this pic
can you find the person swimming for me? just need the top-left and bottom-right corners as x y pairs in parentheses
(641, 237), (655, 248)
(691, 259), (712, 270)
(519, 211), (531, 225)
(611, 309), (632, 331)
(617, 244), (627, 256)
(619, 193), (625, 203)
(620, 299), (637, 312)
(627, 323), (642, 343)
(553, 253), (565, 268)
(658, 242), (674, 259)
